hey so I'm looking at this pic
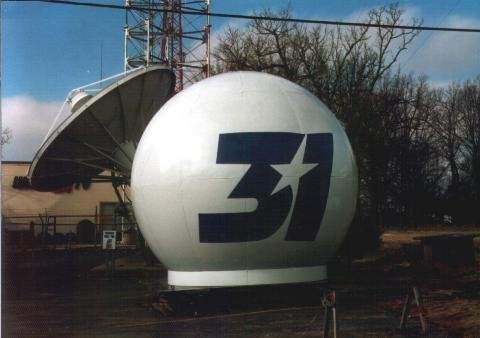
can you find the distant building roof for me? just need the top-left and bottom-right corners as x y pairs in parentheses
(2, 161), (31, 165)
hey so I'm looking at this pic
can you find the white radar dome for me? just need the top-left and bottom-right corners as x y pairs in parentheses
(131, 71), (358, 287)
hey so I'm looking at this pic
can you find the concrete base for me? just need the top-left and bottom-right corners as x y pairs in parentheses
(168, 265), (327, 287)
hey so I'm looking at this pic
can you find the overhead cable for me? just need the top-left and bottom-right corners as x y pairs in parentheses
(4, 0), (480, 33)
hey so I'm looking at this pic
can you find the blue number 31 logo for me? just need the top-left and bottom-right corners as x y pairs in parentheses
(199, 132), (333, 243)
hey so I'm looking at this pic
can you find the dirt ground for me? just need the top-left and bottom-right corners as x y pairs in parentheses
(381, 226), (480, 249)
(379, 226), (480, 337)
(2, 226), (480, 337)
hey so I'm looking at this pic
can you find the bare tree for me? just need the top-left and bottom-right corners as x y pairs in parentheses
(1, 128), (12, 146)
(457, 78), (480, 224)
(214, 4), (420, 103)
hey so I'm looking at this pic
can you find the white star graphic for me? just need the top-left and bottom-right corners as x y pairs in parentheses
(270, 136), (318, 196)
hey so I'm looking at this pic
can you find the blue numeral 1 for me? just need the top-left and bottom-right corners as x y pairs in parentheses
(285, 133), (333, 241)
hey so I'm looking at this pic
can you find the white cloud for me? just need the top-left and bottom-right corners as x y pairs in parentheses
(210, 18), (248, 50)
(2, 96), (62, 161)
(336, 7), (479, 85)
(340, 5), (422, 55)
(401, 15), (480, 83)
(344, 4), (421, 26)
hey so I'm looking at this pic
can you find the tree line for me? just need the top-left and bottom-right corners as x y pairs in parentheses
(212, 4), (480, 241)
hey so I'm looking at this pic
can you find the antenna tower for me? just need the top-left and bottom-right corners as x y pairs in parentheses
(124, 0), (211, 91)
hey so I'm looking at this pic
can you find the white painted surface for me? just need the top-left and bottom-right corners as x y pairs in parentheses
(169, 265), (327, 287)
(132, 71), (358, 287)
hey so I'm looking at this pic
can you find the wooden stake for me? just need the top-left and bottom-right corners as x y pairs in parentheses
(399, 286), (428, 334)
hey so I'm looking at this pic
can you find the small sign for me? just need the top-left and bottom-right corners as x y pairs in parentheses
(102, 230), (117, 250)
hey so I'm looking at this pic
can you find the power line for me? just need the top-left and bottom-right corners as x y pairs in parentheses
(5, 0), (480, 33)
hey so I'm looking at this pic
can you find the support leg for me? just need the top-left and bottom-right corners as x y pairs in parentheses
(413, 287), (427, 334)
(399, 292), (412, 330)
(322, 290), (337, 338)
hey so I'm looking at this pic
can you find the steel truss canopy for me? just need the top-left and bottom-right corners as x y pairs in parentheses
(28, 66), (175, 191)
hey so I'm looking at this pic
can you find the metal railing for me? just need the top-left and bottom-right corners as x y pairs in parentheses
(2, 211), (137, 250)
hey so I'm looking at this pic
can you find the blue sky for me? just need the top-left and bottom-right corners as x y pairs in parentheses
(2, 0), (480, 160)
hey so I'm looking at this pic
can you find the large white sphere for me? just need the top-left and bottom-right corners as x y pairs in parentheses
(131, 71), (357, 287)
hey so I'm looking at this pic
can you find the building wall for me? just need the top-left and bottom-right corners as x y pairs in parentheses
(2, 161), (119, 234)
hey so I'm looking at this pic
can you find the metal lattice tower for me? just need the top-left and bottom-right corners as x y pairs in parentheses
(124, 0), (211, 91)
